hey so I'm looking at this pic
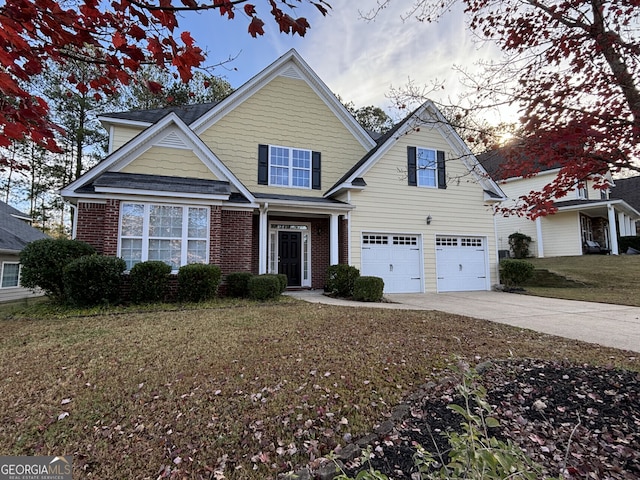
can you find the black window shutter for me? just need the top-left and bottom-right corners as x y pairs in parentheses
(258, 144), (269, 185)
(437, 150), (446, 189)
(312, 151), (321, 190)
(407, 147), (417, 186)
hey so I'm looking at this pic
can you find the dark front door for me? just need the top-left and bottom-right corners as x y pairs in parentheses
(278, 231), (302, 286)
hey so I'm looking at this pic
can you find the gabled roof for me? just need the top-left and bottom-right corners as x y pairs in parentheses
(611, 175), (640, 213)
(189, 49), (377, 150)
(326, 101), (506, 200)
(0, 201), (49, 253)
(99, 102), (220, 127)
(60, 112), (255, 204)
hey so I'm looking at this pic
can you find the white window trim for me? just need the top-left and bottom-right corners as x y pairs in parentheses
(118, 202), (210, 272)
(268, 222), (312, 288)
(1, 262), (21, 289)
(416, 147), (437, 188)
(268, 145), (312, 189)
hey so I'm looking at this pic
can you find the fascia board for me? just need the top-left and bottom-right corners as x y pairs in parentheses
(92, 186), (230, 202)
(500, 168), (562, 184)
(259, 199), (354, 212)
(191, 49), (376, 151)
(97, 116), (152, 129)
(557, 199), (640, 219)
(325, 183), (366, 197)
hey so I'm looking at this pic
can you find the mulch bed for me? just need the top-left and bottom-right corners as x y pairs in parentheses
(342, 359), (640, 479)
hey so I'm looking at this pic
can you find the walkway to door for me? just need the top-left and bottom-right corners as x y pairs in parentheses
(285, 290), (640, 353)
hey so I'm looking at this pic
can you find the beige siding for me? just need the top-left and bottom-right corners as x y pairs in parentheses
(540, 212), (582, 257)
(119, 146), (218, 180)
(0, 254), (44, 303)
(112, 126), (144, 151)
(198, 76), (367, 196)
(349, 126), (498, 292)
(495, 171), (586, 257)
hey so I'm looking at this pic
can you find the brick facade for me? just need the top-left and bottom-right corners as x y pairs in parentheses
(75, 200), (335, 291)
(103, 199), (120, 256)
(75, 202), (106, 253)
(221, 209), (253, 274)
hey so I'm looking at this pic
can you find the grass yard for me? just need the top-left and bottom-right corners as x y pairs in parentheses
(522, 254), (640, 305)
(1, 298), (638, 479)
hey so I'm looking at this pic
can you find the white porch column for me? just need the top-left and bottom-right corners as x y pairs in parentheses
(330, 213), (339, 265)
(618, 212), (628, 237)
(608, 205), (619, 255)
(535, 217), (544, 258)
(258, 204), (269, 274)
(632, 220), (638, 236)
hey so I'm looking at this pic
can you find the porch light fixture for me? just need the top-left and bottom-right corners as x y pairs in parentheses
(426, 215), (432, 225)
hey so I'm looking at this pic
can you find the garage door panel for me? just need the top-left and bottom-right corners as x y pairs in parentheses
(436, 236), (488, 292)
(361, 234), (422, 294)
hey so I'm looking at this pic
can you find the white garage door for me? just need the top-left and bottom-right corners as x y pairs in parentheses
(436, 236), (488, 292)
(361, 234), (422, 293)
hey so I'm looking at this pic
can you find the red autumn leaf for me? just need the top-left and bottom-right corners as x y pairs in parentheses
(248, 17), (265, 37)
(146, 80), (163, 94)
(244, 4), (256, 16)
(112, 30), (127, 49)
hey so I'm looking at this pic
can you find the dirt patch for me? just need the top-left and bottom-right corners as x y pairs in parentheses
(346, 359), (640, 479)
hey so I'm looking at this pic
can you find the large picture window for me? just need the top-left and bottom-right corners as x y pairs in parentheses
(119, 203), (209, 270)
(269, 146), (311, 188)
(1, 262), (20, 288)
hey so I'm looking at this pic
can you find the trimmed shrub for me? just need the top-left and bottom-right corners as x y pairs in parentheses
(19, 238), (96, 301)
(353, 276), (384, 302)
(177, 264), (222, 303)
(63, 255), (126, 307)
(619, 235), (640, 253)
(500, 259), (535, 288)
(276, 274), (288, 293)
(325, 264), (360, 298)
(248, 274), (281, 301)
(129, 261), (172, 304)
(508, 232), (532, 259)
(225, 272), (254, 298)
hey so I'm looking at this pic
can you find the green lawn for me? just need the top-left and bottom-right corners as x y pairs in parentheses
(522, 254), (640, 305)
(1, 296), (638, 479)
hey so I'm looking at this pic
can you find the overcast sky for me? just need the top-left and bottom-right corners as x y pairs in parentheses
(180, 1), (517, 123)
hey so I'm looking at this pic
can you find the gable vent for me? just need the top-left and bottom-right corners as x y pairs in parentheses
(157, 131), (189, 149)
(279, 65), (303, 80)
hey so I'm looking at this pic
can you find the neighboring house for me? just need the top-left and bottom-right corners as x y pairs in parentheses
(0, 201), (49, 302)
(481, 150), (639, 257)
(610, 175), (640, 234)
(60, 49), (506, 294)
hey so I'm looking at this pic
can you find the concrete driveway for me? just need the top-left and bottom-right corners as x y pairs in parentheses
(286, 290), (640, 353)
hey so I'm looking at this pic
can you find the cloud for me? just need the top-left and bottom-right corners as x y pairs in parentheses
(183, 1), (515, 121)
